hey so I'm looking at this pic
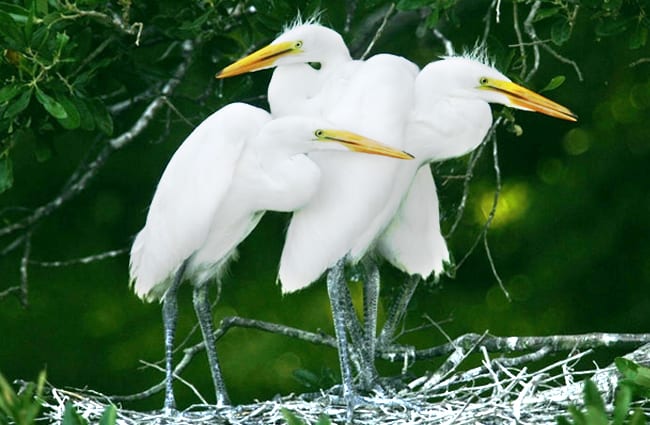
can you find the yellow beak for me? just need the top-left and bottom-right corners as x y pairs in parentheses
(482, 79), (578, 122)
(216, 41), (300, 79)
(316, 129), (414, 160)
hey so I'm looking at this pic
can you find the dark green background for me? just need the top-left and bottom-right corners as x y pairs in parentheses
(1, 0), (648, 411)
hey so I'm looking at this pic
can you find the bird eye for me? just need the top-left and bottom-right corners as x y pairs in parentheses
(315, 129), (324, 138)
(479, 77), (489, 85)
(295, 41), (303, 49)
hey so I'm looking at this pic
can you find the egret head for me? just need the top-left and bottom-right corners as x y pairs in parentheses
(260, 117), (413, 160)
(418, 57), (577, 121)
(216, 24), (350, 79)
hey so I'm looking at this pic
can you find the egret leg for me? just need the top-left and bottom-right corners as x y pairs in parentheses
(327, 258), (357, 419)
(192, 283), (230, 407)
(162, 261), (187, 412)
(378, 275), (421, 348)
(360, 258), (380, 390)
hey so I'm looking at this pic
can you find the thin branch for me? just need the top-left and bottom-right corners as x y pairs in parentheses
(483, 137), (509, 300)
(523, 1), (542, 82)
(29, 248), (128, 267)
(360, 3), (396, 60)
(20, 233), (31, 307)
(0, 286), (21, 301)
(512, 1), (527, 79)
(432, 29), (455, 56)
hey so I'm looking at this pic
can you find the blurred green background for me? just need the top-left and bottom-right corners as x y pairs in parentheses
(1, 0), (649, 411)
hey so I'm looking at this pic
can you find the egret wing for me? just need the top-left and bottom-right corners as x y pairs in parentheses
(130, 104), (269, 301)
(377, 166), (449, 279)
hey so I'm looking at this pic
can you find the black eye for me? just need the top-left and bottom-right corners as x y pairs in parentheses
(315, 129), (324, 138)
(295, 40), (303, 49)
(479, 77), (489, 85)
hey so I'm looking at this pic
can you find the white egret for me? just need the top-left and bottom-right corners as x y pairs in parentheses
(129, 102), (413, 411)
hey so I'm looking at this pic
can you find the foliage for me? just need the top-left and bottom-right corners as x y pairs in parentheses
(556, 359), (650, 425)
(281, 407), (331, 425)
(0, 369), (45, 425)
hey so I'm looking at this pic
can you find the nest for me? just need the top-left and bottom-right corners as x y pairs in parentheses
(42, 344), (650, 425)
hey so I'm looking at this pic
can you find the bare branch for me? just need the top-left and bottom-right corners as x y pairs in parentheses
(360, 3), (396, 60)
(20, 233), (31, 307)
(29, 248), (128, 268)
(523, 1), (542, 82)
(432, 29), (455, 56)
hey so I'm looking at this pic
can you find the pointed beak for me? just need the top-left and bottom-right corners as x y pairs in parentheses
(316, 129), (414, 160)
(482, 79), (578, 122)
(216, 41), (300, 79)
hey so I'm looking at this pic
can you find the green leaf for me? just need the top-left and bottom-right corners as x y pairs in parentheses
(425, 7), (440, 29)
(595, 19), (628, 37)
(0, 84), (21, 103)
(73, 98), (95, 131)
(541, 75), (566, 93)
(4, 88), (31, 119)
(56, 96), (81, 130)
(583, 380), (606, 413)
(568, 405), (587, 425)
(315, 414), (332, 425)
(533, 7), (561, 22)
(616, 357), (650, 388)
(55, 31), (70, 52)
(35, 87), (68, 120)
(99, 404), (117, 425)
(281, 408), (306, 425)
(0, 2), (30, 22)
(88, 100), (113, 136)
(0, 155), (13, 193)
(0, 10), (24, 48)
(62, 401), (88, 425)
(630, 408), (647, 425)
(613, 384), (632, 425)
(556, 416), (572, 425)
(551, 17), (571, 46)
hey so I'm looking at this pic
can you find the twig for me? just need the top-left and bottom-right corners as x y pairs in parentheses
(360, 3), (396, 60)
(512, 1), (527, 79)
(139, 360), (209, 405)
(0, 286), (21, 301)
(433, 29), (455, 56)
(523, 1), (542, 82)
(20, 233), (31, 307)
(29, 248), (128, 267)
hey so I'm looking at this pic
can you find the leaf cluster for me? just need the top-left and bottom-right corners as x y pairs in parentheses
(0, 369), (45, 425)
(557, 358), (650, 425)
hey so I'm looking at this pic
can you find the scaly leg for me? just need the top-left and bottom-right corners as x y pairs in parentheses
(378, 274), (421, 348)
(327, 258), (357, 420)
(360, 258), (380, 390)
(192, 283), (230, 407)
(162, 261), (187, 412)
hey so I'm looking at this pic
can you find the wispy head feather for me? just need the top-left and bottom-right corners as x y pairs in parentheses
(282, 10), (324, 33)
(460, 42), (495, 67)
